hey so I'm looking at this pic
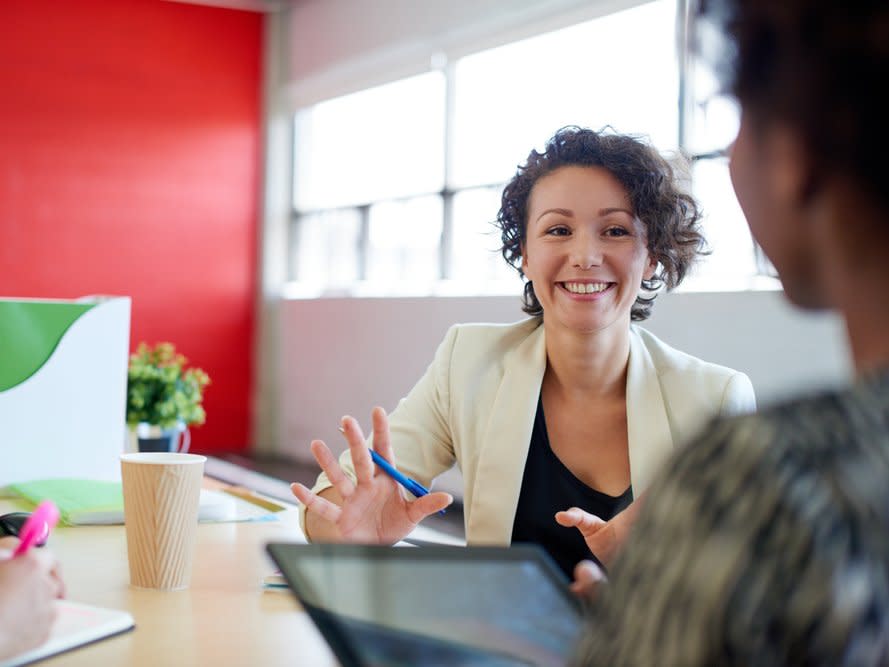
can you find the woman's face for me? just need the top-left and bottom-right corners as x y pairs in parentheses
(521, 165), (656, 335)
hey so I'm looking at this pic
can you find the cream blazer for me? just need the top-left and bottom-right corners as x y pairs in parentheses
(302, 318), (756, 545)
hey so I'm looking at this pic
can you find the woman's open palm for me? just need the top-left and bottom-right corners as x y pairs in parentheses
(291, 407), (452, 544)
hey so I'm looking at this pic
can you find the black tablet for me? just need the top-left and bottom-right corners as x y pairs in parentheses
(266, 543), (584, 667)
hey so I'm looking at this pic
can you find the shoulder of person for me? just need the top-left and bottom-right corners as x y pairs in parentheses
(444, 317), (542, 353)
(687, 378), (871, 458)
(677, 379), (889, 500)
(631, 324), (745, 381)
(755, 374), (889, 456)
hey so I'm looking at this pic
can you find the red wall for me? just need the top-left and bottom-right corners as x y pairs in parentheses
(0, 0), (262, 453)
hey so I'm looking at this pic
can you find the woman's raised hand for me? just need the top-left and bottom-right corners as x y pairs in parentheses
(555, 507), (618, 566)
(556, 500), (642, 568)
(291, 407), (452, 544)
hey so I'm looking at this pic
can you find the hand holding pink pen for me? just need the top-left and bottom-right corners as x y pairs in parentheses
(0, 501), (64, 659)
(12, 501), (60, 558)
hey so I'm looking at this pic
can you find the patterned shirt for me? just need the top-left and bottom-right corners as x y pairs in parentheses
(574, 368), (889, 666)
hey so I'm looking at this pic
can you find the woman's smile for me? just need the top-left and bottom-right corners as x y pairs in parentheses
(559, 281), (615, 297)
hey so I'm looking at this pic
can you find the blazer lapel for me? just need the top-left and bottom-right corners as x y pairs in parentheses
(466, 322), (546, 545)
(626, 326), (675, 496)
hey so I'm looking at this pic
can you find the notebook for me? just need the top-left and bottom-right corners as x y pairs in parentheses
(0, 600), (134, 667)
(5, 479), (271, 524)
(266, 543), (584, 667)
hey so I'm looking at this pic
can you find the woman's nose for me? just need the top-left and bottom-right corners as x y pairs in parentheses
(571, 235), (603, 269)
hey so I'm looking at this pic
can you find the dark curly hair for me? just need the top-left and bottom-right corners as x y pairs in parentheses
(496, 126), (706, 321)
(695, 0), (889, 211)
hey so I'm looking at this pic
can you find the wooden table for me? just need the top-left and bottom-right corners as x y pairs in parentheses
(9, 500), (338, 666)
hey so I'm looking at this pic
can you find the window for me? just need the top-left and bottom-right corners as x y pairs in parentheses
(452, 0), (679, 189)
(450, 187), (515, 290)
(293, 73), (446, 211)
(289, 0), (769, 296)
(366, 197), (443, 289)
(682, 30), (777, 289)
(290, 209), (362, 291)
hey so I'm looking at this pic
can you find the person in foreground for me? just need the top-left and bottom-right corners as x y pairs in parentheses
(575, 0), (889, 664)
(0, 537), (65, 660)
(293, 126), (755, 577)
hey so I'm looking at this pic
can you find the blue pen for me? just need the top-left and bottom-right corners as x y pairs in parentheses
(368, 449), (446, 516)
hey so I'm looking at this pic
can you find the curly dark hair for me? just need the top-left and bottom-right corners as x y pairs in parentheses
(695, 0), (889, 211)
(496, 126), (706, 321)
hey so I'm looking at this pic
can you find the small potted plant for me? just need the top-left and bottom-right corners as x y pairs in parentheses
(126, 342), (210, 453)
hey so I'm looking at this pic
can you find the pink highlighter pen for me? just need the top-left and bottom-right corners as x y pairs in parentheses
(12, 500), (60, 558)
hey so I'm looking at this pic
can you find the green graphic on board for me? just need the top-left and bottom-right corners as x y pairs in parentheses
(0, 301), (94, 392)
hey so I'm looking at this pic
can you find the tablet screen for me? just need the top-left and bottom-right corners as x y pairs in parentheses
(267, 543), (583, 667)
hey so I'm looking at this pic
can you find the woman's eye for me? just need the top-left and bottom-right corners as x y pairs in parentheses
(605, 227), (630, 237)
(546, 227), (571, 236)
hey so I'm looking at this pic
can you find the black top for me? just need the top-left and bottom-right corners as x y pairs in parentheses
(511, 396), (633, 578)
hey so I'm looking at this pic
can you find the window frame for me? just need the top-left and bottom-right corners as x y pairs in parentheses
(287, 0), (772, 294)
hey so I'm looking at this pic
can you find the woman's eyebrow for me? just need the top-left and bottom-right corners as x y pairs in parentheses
(534, 206), (635, 224)
(535, 207), (573, 223)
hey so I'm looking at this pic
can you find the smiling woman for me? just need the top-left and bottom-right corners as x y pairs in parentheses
(498, 127), (705, 322)
(521, 166), (657, 337)
(293, 126), (756, 582)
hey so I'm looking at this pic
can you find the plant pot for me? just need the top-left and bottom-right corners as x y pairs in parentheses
(126, 421), (191, 454)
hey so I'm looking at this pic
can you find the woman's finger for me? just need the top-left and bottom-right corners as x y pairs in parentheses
(555, 507), (607, 537)
(370, 407), (396, 465)
(52, 560), (66, 599)
(310, 439), (355, 498)
(291, 483), (343, 524)
(342, 416), (375, 483)
(405, 492), (454, 524)
(33, 550), (66, 599)
(569, 559), (607, 597)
